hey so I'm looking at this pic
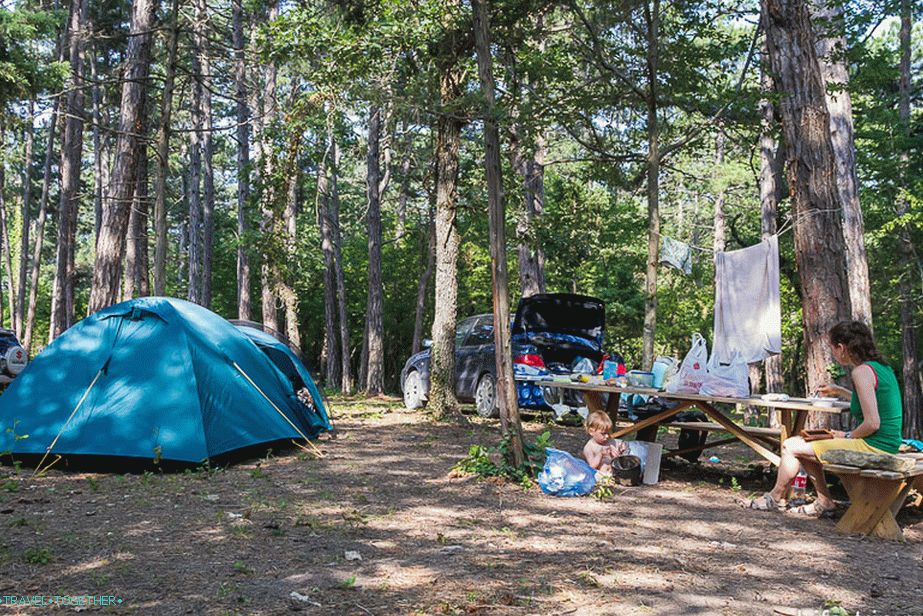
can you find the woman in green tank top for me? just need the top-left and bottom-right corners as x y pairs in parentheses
(748, 320), (904, 516)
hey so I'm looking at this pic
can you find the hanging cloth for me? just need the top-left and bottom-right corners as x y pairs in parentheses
(660, 235), (693, 275)
(712, 235), (781, 364)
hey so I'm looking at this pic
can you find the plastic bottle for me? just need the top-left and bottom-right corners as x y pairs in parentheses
(792, 468), (808, 502)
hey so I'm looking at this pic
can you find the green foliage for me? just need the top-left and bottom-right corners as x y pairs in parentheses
(23, 547), (52, 565)
(453, 430), (553, 488)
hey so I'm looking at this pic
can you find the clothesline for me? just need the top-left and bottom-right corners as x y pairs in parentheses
(656, 207), (810, 255)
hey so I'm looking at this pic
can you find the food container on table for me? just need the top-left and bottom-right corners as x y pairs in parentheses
(627, 370), (655, 388)
(810, 396), (838, 407)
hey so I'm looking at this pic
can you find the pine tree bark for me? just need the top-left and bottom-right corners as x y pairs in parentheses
(897, 0), (920, 439)
(90, 39), (105, 244)
(195, 0), (215, 308)
(88, 0), (156, 313)
(233, 0), (251, 320)
(124, 143), (149, 298)
(280, 131), (301, 349)
(412, 205), (436, 355)
(0, 132), (14, 328)
(15, 102), (35, 339)
(364, 105), (385, 394)
(763, 0), (853, 427)
(256, 0), (278, 330)
(318, 140), (340, 387)
(330, 137), (352, 393)
(50, 0), (90, 338)
(153, 0), (179, 297)
(641, 0), (661, 371)
(428, 67), (464, 419)
(474, 0), (523, 464)
(811, 0), (872, 327)
(24, 96), (60, 351)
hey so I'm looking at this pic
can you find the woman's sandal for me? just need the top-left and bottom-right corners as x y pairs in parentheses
(787, 500), (836, 518)
(746, 493), (780, 511)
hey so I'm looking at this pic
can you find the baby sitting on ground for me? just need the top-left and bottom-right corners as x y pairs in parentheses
(583, 410), (628, 474)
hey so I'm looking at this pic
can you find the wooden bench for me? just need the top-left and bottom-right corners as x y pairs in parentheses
(824, 455), (923, 541)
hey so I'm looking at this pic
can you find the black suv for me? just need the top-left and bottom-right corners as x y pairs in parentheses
(399, 293), (605, 417)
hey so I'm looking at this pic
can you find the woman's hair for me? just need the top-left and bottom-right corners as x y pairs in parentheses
(585, 410), (613, 434)
(829, 320), (884, 364)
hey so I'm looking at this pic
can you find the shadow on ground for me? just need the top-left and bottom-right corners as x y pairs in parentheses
(0, 396), (921, 615)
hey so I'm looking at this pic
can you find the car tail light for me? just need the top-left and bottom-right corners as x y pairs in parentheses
(514, 353), (546, 369)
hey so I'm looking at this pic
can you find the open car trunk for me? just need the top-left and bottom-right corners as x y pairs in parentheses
(512, 293), (605, 369)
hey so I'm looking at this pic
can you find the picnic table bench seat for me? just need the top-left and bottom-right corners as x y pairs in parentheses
(824, 454), (923, 541)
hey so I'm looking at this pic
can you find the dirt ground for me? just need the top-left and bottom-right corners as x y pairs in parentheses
(1, 396), (922, 616)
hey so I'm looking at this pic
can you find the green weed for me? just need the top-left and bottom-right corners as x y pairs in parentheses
(23, 547), (52, 565)
(339, 575), (357, 589)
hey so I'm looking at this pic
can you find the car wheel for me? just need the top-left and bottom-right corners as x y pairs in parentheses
(403, 370), (426, 410)
(475, 374), (499, 418)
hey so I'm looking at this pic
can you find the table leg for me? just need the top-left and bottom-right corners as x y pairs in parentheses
(606, 391), (622, 428)
(610, 402), (692, 440)
(697, 402), (781, 466)
(583, 392), (606, 414)
(835, 474), (907, 541)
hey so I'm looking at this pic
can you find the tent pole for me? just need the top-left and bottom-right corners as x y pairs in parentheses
(33, 366), (106, 477)
(232, 361), (311, 443)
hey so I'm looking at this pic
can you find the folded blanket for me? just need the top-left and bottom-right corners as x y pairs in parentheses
(819, 449), (916, 472)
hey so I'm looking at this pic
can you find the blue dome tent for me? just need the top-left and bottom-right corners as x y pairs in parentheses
(0, 297), (329, 465)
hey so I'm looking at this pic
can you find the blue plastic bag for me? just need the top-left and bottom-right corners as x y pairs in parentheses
(537, 448), (597, 497)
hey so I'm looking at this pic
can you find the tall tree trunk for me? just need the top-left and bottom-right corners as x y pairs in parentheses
(195, 0), (215, 308)
(365, 105), (385, 394)
(641, 0), (661, 371)
(153, 0), (179, 297)
(90, 40), (104, 243)
(763, 0), (853, 427)
(428, 67), (464, 419)
(50, 0), (90, 339)
(330, 136), (352, 393)
(16, 101), (35, 339)
(759, 43), (785, 420)
(474, 0), (523, 463)
(24, 96), (61, 351)
(510, 127), (547, 298)
(713, 126), (726, 253)
(256, 0), (279, 330)
(897, 0), (920, 439)
(88, 0), (156, 313)
(412, 204), (436, 355)
(811, 0), (872, 327)
(0, 129), (14, 328)
(318, 140), (340, 387)
(187, 15), (204, 305)
(233, 0), (251, 320)
(395, 118), (412, 241)
(124, 143), (149, 298)
(280, 133), (301, 349)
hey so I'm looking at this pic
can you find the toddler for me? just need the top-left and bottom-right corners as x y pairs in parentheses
(583, 410), (628, 473)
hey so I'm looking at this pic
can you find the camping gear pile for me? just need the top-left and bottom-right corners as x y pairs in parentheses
(0, 297), (331, 467)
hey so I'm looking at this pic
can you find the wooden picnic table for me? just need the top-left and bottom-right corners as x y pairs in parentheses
(530, 379), (848, 467)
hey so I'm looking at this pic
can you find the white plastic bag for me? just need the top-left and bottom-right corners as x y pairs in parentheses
(665, 332), (709, 394)
(699, 351), (750, 398)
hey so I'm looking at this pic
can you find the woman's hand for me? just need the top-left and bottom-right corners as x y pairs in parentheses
(818, 383), (850, 400)
(831, 430), (848, 438)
